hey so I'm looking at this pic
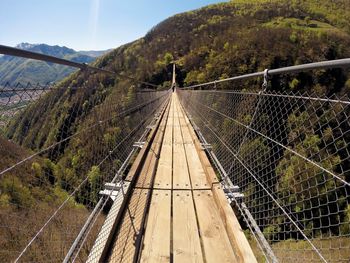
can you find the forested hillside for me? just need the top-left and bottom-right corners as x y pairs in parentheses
(4, 0), (350, 229)
(1, 0), (350, 261)
(8, 0), (350, 134)
(6, 0), (350, 174)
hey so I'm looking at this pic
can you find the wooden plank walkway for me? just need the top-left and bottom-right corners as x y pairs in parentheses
(102, 93), (256, 263)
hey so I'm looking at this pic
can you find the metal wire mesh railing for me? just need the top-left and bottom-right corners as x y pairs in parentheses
(1, 43), (350, 262)
(0, 82), (53, 133)
(0, 79), (170, 262)
(178, 81), (350, 262)
(80, 93), (170, 263)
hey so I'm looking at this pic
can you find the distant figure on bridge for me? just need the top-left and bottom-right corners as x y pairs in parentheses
(172, 63), (176, 92)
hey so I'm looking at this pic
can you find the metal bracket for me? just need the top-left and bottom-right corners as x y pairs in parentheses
(99, 182), (122, 201)
(201, 143), (212, 150)
(262, 68), (269, 91)
(133, 141), (145, 148)
(223, 185), (240, 193)
(226, 192), (245, 201)
(223, 185), (244, 203)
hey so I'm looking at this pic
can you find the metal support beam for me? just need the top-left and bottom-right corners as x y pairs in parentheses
(133, 141), (145, 148)
(0, 44), (158, 88)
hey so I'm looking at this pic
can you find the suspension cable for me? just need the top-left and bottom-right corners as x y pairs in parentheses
(0, 44), (158, 88)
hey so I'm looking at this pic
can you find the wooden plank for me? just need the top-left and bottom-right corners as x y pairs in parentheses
(161, 95), (173, 148)
(158, 98), (172, 131)
(125, 98), (170, 182)
(177, 98), (219, 186)
(178, 114), (193, 144)
(174, 98), (210, 190)
(140, 190), (171, 263)
(193, 190), (238, 263)
(173, 190), (204, 263)
(173, 97), (191, 190)
(135, 118), (167, 188)
(173, 147), (191, 190)
(176, 129), (207, 190)
(135, 149), (158, 188)
(133, 100), (170, 188)
(172, 106), (182, 144)
(184, 143), (210, 189)
(153, 109), (173, 189)
(212, 185), (257, 263)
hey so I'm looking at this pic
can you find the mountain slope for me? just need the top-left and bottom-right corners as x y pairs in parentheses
(7, 0), (350, 179)
(2, 1), (350, 260)
(0, 0), (350, 261)
(0, 43), (109, 84)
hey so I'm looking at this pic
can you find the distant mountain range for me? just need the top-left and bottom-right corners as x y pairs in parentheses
(0, 43), (111, 84)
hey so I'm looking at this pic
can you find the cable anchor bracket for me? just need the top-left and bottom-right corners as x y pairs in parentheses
(262, 68), (269, 91)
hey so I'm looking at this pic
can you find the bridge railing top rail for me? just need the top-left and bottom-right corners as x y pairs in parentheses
(182, 58), (350, 90)
(181, 88), (350, 105)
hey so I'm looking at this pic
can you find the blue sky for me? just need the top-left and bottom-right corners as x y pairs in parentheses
(0, 0), (226, 51)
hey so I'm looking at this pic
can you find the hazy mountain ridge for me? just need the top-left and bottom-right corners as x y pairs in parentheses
(78, 49), (112, 58)
(0, 43), (111, 84)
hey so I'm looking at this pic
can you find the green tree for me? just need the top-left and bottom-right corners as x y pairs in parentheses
(164, 52), (174, 65)
(0, 176), (34, 207)
(88, 166), (102, 204)
(275, 109), (344, 237)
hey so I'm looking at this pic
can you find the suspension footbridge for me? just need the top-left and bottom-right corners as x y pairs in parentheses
(85, 93), (256, 262)
(0, 45), (349, 263)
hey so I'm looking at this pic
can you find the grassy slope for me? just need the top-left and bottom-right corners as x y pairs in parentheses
(231, 0), (350, 33)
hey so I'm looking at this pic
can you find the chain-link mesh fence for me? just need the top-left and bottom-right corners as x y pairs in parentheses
(0, 83), (53, 133)
(0, 80), (170, 262)
(86, 96), (170, 263)
(178, 85), (350, 263)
